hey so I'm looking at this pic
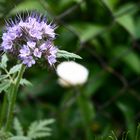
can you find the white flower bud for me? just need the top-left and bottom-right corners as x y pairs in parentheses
(56, 61), (89, 87)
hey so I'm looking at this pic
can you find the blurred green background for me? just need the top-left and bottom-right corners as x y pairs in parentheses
(1, 0), (140, 139)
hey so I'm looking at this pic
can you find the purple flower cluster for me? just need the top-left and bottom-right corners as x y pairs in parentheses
(1, 12), (58, 67)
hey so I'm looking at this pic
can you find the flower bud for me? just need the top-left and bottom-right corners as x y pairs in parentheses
(56, 61), (89, 87)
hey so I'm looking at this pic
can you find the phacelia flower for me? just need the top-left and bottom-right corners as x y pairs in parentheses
(1, 12), (58, 67)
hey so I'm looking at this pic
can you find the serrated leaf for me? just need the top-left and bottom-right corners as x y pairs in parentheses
(0, 54), (8, 68)
(57, 50), (82, 59)
(0, 129), (12, 139)
(0, 75), (8, 81)
(8, 136), (31, 140)
(20, 79), (32, 87)
(27, 119), (55, 139)
(0, 80), (11, 93)
(13, 118), (24, 136)
(9, 64), (22, 74)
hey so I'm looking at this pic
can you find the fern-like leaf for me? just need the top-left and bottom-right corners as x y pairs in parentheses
(7, 136), (31, 140)
(13, 118), (24, 136)
(0, 129), (12, 140)
(27, 119), (55, 139)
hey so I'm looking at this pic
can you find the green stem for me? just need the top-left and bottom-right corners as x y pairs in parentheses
(0, 93), (8, 128)
(76, 88), (93, 140)
(5, 64), (25, 131)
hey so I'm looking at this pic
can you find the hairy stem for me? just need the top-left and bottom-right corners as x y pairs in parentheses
(5, 64), (25, 131)
(0, 93), (8, 128)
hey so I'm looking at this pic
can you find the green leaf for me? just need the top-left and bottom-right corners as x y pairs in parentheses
(20, 79), (32, 87)
(122, 51), (140, 74)
(101, 0), (118, 12)
(13, 118), (24, 136)
(27, 119), (55, 139)
(70, 22), (104, 42)
(113, 46), (140, 74)
(0, 75), (8, 81)
(0, 80), (11, 93)
(8, 136), (31, 140)
(114, 3), (138, 17)
(57, 49), (82, 59)
(117, 102), (135, 140)
(135, 17), (140, 39)
(0, 129), (12, 139)
(116, 14), (136, 38)
(9, 64), (22, 74)
(0, 54), (8, 69)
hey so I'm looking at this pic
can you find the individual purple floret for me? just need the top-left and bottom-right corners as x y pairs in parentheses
(19, 45), (30, 58)
(40, 40), (57, 65)
(1, 11), (58, 67)
(33, 48), (42, 58)
(22, 56), (36, 67)
(27, 41), (36, 49)
(48, 55), (57, 66)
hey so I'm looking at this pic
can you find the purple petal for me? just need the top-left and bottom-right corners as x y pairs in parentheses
(47, 55), (56, 65)
(27, 41), (36, 49)
(19, 45), (30, 57)
(33, 48), (42, 58)
(22, 56), (35, 67)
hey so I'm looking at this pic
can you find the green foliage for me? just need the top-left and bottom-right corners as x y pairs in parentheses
(0, 54), (31, 94)
(9, 64), (22, 75)
(0, 54), (8, 69)
(117, 102), (135, 140)
(70, 22), (105, 43)
(20, 79), (32, 87)
(27, 119), (54, 139)
(1, 118), (55, 140)
(57, 49), (82, 59)
(94, 125), (140, 140)
(0, 130), (11, 140)
(13, 118), (24, 136)
(116, 14), (136, 38)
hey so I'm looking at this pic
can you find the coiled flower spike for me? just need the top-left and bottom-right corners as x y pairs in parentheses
(1, 12), (58, 67)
